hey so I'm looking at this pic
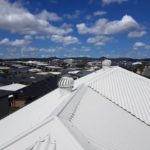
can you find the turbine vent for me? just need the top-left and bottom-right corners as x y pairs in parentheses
(58, 77), (74, 95)
(102, 59), (112, 69)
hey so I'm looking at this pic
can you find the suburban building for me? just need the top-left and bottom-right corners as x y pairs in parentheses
(0, 90), (12, 119)
(143, 65), (150, 78)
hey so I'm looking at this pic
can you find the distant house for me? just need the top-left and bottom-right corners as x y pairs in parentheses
(17, 76), (58, 104)
(0, 83), (27, 109)
(0, 66), (10, 74)
(0, 90), (12, 119)
(45, 66), (63, 72)
(63, 59), (74, 66)
(11, 64), (29, 74)
(143, 65), (150, 78)
(0, 83), (26, 92)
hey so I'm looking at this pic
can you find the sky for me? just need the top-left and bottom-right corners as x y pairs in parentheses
(0, 0), (150, 58)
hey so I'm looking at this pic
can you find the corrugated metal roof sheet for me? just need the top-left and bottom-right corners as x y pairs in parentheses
(1, 66), (150, 150)
(71, 86), (150, 150)
(89, 66), (150, 125)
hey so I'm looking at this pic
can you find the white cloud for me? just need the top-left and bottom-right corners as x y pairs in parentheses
(102, 0), (128, 5)
(35, 35), (47, 40)
(11, 39), (28, 47)
(63, 10), (82, 20)
(86, 15), (92, 20)
(93, 11), (107, 16)
(128, 30), (147, 38)
(60, 23), (73, 33)
(77, 15), (139, 35)
(133, 42), (145, 50)
(24, 46), (36, 52)
(81, 46), (91, 51)
(39, 47), (64, 52)
(0, 0), (70, 36)
(24, 35), (32, 40)
(0, 38), (29, 47)
(133, 42), (150, 50)
(51, 35), (79, 45)
(87, 35), (113, 46)
(37, 10), (62, 21)
(0, 38), (9, 45)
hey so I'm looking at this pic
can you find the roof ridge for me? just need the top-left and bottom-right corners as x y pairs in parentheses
(58, 84), (88, 121)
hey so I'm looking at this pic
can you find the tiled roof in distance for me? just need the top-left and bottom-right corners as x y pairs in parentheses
(89, 66), (150, 125)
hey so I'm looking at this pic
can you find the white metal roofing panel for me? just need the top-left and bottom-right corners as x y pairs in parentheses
(1, 66), (150, 150)
(89, 67), (150, 125)
(0, 89), (66, 146)
(74, 67), (114, 88)
(68, 70), (80, 74)
(71, 87), (150, 150)
(1, 117), (88, 150)
(49, 72), (61, 75)
(0, 83), (26, 91)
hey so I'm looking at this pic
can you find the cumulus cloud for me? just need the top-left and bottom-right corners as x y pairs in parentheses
(77, 15), (139, 35)
(37, 10), (62, 21)
(87, 35), (113, 46)
(0, 38), (29, 47)
(102, 0), (128, 5)
(39, 47), (64, 52)
(11, 39), (29, 47)
(0, 0), (71, 36)
(81, 46), (91, 51)
(93, 11), (107, 16)
(128, 30), (147, 38)
(0, 38), (9, 45)
(133, 42), (150, 50)
(86, 15), (92, 20)
(51, 35), (79, 45)
(63, 10), (82, 20)
(24, 35), (32, 40)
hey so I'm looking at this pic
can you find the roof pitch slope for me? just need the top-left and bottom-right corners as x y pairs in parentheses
(1, 66), (150, 150)
(0, 67), (110, 148)
(0, 116), (91, 150)
(0, 85), (97, 150)
(0, 89), (71, 147)
(74, 66), (115, 88)
(71, 85), (150, 150)
(88, 66), (150, 125)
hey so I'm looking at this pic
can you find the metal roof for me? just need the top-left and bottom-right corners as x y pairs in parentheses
(0, 83), (26, 92)
(0, 66), (150, 150)
(88, 67), (150, 125)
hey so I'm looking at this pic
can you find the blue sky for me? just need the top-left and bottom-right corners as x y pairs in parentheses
(0, 0), (150, 58)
